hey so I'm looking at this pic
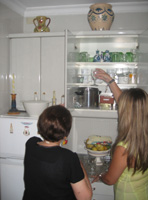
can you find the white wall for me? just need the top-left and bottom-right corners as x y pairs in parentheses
(24, 12), (148, 33)
(0, 2), (148, 115)
(0, 2), (23, 114)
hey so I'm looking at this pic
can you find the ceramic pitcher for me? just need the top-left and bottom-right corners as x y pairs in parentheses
(33, 16), (51, 32)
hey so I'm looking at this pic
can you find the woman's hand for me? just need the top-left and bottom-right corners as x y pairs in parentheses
(94, 68), (113, 84)
(94, 68), (122, 102)
(91, 175), (99, 183)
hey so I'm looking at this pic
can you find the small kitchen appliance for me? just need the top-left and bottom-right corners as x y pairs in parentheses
(74, 87), (101, 108)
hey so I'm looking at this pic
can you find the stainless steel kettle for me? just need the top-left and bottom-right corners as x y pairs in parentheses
(75, 87), (101, 108)
(83, 87), (100, 108)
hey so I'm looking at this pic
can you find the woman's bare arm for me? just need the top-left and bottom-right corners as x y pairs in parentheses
(95, 68), (122, 102)
(71, 162), (92, 200)
(92, 146), (127, 185)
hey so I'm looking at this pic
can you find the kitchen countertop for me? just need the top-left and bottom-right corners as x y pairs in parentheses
(0, 112), (38, 119)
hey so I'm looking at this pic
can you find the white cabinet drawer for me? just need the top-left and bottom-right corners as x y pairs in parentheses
(92, 194), (114, 200)
(92, 182), (114, 196)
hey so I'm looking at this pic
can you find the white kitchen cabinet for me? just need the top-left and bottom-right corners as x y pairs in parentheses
(0, 158), (24, 200)
(92, 194), (113, 200)
(92, 182), (114, 200)
(41, 36), (65, 104)
(0, 115), (38, 200)
(65, 30), (143, 111)
(67, 115), (118, 153)
(64, 30), (142, 154)
(64, 29), (148, 200)
(10, 37), (41, 110)
(9, 33), (65, 110)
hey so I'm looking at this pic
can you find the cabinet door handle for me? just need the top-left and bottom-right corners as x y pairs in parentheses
(92, 187), (96, 191)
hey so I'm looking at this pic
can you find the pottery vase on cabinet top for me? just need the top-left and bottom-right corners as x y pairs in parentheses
(88, 3), (114, 31)
(33, 16), (51, 32)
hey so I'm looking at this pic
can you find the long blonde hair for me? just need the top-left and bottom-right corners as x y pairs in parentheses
(112, 88), (148, 174)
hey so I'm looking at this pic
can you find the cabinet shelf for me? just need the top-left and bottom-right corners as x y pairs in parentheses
(69, 108), (118, 119)
(67, 83), (137, 88)
(68, 62), (138, 68)
(72, 30), (143, 37)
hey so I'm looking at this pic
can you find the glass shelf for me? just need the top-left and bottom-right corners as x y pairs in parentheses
(67, 62), (138, 69)
(67, 83), (137, 88)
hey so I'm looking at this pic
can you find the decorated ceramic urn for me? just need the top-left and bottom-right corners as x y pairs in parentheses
(33, 16), (51, 32)
(88, 3), (114, 31)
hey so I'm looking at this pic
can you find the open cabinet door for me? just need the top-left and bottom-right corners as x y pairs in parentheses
(64, 29), (80, 109)
(138, 29), (148, 92)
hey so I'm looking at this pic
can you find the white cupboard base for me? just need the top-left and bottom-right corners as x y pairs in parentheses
(0, 158), (24, 200)
(92, 182), (114, 200)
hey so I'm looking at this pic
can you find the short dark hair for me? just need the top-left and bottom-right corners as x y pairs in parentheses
(37, 105), (72, 142)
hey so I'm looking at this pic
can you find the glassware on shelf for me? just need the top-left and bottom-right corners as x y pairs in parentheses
(118, 52), (124, 62)
(128, 68), (137, 84)
(79, 52), (89, 62)
(91, 69), (98, 86)
(117, 68), (129, 84)
(88, 56), (94, 62)
(111, 52), (119, 62)
(125, 52), (133, 62)
(131, 49), (137, 62)
(81, 68), (92, 84)
(91, 69), (103, 85)
(106, 69), (116, 80)
(68, 52), (79, 62)
(77, 74), (84, 83)
(77, 68), (84, 83)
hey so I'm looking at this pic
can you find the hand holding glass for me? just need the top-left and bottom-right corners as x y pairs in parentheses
(91, 69), (97, 86)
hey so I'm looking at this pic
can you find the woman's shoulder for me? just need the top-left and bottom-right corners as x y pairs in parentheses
(61, 147), (78, 159)
(117, 141), (127, 148)
(26, 136), (42, 145)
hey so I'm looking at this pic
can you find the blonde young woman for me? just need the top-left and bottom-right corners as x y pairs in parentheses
(92, 88), (148, 200)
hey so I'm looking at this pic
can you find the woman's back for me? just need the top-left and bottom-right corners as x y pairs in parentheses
(23, 137), (84, 200)
(114, 142), (148, 200)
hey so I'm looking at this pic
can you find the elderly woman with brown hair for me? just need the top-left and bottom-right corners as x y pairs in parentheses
(23, 105), (92, 200)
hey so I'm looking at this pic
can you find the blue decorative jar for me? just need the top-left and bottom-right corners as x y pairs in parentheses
(93, 50), (101, 62)
(103, 50), (111, 62)
(88, 3), (114, 31)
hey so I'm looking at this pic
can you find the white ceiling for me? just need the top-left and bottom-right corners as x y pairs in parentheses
(4, 0), (147, 8)
(0, 0), (148, 17)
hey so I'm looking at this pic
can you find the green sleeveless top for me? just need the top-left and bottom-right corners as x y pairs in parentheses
(114, 141), (148, 200)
